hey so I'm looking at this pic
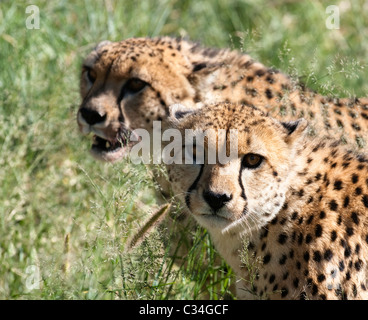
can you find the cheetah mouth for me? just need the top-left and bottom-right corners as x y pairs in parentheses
(197, 212), (234, 226)
(90, 129), (138, 162)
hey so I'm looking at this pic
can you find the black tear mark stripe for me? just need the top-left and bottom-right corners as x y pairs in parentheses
(239, 165), (248, 216)
(239, 166), (247, 200)
(185, 164), (204, 209)
(238, 164), (247, 215)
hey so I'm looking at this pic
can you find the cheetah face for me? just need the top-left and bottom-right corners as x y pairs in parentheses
(166, 103), (308, 235)
(77, 38), (199, 162)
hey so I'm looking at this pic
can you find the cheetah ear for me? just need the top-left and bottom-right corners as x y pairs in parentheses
(168, 103), (196, 123)
(95, 40), (112, 51)
(280, 118), (308, 145)
(192, 62), (208, 72)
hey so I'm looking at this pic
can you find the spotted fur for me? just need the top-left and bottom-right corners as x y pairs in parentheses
(166, 102), (368, 300)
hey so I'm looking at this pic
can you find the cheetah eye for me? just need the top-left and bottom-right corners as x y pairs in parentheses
(124, 78), (147, 94)
(242, 153), (264, 169)
(85, 67), (97, 83)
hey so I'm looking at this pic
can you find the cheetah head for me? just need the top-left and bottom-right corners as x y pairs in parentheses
(166, 103), (308, 236)
(77, 37), (218, 162)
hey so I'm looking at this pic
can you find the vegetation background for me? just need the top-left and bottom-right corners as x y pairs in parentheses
(1, 0), (367, 299)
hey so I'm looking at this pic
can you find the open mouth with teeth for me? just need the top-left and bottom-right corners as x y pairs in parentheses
(90, 129), (136, 162)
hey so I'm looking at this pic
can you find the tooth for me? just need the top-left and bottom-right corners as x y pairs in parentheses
(106, 141), (110, 149)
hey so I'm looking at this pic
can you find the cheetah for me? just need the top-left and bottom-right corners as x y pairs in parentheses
(76, 37), (368, 297)
(165, 102), (368, 300)
(77, 37), (368, 165)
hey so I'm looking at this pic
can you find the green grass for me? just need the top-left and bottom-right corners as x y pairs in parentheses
(1, 0), (367, 299)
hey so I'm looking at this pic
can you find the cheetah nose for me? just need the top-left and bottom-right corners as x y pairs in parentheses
(80, 107), (107, 125)
(203, 190), (232, 212)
